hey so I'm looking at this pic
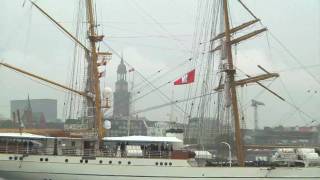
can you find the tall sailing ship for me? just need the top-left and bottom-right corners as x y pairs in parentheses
(0, 0), (320, 179)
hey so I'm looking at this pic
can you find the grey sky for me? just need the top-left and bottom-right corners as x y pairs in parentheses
(0, 0), (319, 129)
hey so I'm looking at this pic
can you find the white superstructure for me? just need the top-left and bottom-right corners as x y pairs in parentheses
(0, 134), (320, 180)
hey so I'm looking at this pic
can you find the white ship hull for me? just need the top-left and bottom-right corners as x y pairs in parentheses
(1, 154), (320, 180)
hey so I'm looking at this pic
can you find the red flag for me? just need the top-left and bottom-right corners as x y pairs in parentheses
(174, 69), (195, 85)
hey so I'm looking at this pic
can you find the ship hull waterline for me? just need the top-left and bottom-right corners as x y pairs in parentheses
(0, 154), (320, 180)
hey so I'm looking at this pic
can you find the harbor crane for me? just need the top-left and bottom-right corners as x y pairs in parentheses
(251, 99), (265, 131)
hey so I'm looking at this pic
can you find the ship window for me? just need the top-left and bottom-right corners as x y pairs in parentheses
(99, 160), (103, 164)
(19, 157), (23, 161)
(71, 141), (76, 147)
(164, 162), (167, 166)
(169, 162), (172, 166)
(40, 158), (43, 162)
(45, 158), (48, 162)
(155, 162), (159, 166)
(85, 159), (88, 163)
(160, 162), (163, 166)
(9, 157), (12, 160)
(65, 159), (68, 163)
(109, 160), (112, 164)
(128, 161), (131, 165)
(118, 161), (122, 164)
(80, 159), (83, 163)
(14, 156), (18, 160)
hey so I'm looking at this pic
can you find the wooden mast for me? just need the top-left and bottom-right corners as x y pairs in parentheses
(222, 0), (245, 166)
(85, 0), (104, 141)
(0, 1), (108, 139)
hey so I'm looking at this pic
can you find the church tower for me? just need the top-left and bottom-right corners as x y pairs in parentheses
(113, 58), (130, 117)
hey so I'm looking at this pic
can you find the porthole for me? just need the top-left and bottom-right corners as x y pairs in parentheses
(128, 161), (131, 165)
(14, 156), (18, 160)
(40, 158), (43, 162)
(19, 157), (23, 161)
(155, 162), (159, 166)
(169, 162), (172, 166)
(118, 161), (122, 165)
(160, 162), (163, 166)
(99, 160), (103, 164)
(109, 160), (112, 164)
(164, 162), (168, 166)
(65, 159), (69, 163)
(9, 157), (12, 160)
(45, 158), (48, 162)
(85, 159), (88, 163)
(80, 159), (83, 163)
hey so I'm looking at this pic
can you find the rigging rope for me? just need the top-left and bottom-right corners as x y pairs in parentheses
(133, 57), (192, 95)
(276, 92), (316, 126)
(129, 0), (190, 53)
(131, 91), (218, 115)
(231, 0), (320, 128)
(237, 0), (320, 89)
(101, 41), (189, 116)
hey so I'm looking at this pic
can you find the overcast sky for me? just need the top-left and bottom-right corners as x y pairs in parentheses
(0, 0), (319, 129)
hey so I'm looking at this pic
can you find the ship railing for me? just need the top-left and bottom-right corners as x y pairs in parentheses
(0, 145), (77, 156)
(144, 150), (170, 159)
(83, 148), (96, 157)
(98, 148), (170, 159)
(0, 145), (98, 157)
(0, 145), (172, 159)
(0, 145), (53, 155)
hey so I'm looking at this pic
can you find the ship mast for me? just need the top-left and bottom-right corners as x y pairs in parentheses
(222, 0), (245, 166)
(85, 0), (104, 141)
(217, 0), (280, 166)
(0, 1), (110, 139)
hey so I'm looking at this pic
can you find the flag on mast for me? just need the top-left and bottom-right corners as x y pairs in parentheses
(174, 69), (195, 85)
